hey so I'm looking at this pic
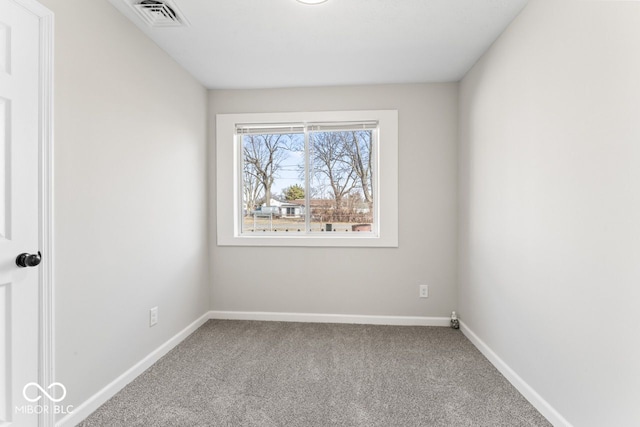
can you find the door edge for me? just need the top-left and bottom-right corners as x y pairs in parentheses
(10, 2), (54, 427)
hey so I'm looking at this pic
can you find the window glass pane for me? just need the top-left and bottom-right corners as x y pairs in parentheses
(309, 130), (374, 233)
(241, 133), (305, 233)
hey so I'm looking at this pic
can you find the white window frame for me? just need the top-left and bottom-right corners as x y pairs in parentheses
(216, 110), (398, 247)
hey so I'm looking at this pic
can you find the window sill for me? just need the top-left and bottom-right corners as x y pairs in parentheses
(218, 233), (397, 248)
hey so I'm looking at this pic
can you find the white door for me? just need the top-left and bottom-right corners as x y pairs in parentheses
(0, 1), (41, 426)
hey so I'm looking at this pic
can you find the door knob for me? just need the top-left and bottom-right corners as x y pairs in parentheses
(16, 251), (42, 268)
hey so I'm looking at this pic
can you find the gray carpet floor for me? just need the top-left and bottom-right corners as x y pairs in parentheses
(79, 320), (550, 426)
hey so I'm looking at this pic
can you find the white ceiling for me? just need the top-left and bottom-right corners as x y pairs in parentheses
(109, 0), (529, 89)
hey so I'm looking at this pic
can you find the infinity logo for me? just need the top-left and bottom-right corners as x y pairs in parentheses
(22, 383), (67, 403)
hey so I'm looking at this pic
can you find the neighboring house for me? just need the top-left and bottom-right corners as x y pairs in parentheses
(256, 198), (306, 218)
(264, 198), (284, 207)
(292, 198), (333, 210)
(250, 198), (284, 216)
(280, 203), (305, 218)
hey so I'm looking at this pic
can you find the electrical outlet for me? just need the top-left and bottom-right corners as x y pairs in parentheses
(149, 306), (158, 327)
(419, 285), (429, 298)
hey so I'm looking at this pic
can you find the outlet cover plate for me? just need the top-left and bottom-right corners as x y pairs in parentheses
(419, 285), (429, 298)
(149, 306), (158, 326)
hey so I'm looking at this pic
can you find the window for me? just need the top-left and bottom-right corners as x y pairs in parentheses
(238, 121), (376, 235)
(217, 110), (398, 247)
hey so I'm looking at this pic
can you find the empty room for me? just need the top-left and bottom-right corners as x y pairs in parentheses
(1, 0), (638, 426)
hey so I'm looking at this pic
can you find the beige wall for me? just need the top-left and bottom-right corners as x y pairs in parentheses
(459, 1), (640, 425)
(40, 0), (210, 415)
(209, 84), (458, 317)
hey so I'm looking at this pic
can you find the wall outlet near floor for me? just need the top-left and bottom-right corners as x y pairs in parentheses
(419, 285), (429, 298)
(149, 306), (158, 327)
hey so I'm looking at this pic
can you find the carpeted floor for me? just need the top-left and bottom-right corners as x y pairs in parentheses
(79, 320), (550, 426)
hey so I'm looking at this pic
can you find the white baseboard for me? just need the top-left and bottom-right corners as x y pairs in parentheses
(209, 310), (450, 327)
(56, 312), (211, 427)
(460, 321), (572, 427)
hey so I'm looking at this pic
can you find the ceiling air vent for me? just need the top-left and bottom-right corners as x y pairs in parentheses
(130, 0), (188, 28)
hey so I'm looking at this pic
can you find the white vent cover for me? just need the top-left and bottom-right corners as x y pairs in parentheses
(129, 0), (188, 28)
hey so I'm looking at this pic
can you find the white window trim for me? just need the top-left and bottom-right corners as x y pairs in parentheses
(216, 110), (398, 247)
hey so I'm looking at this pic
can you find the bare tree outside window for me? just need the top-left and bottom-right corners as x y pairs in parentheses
(240, 125), (374, 234)
(243, 134), (290, 208)
(309, 130), (373, 232)
(310, 132), (358, 211)
(242, 133), (305, 232)
(343, 131), (373, 212)
(243, 161), (263, 215)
